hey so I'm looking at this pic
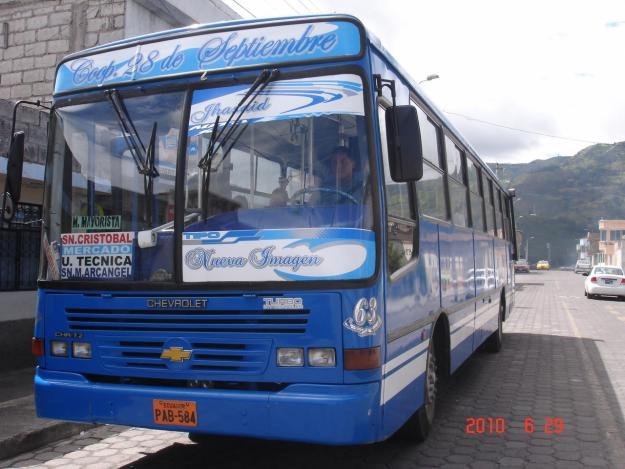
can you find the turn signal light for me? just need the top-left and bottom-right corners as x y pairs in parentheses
(621, 279), (625, 285)
(344, 346), (381, 370)
(590, 276), (597, 283)
(31, 338), (44, 357)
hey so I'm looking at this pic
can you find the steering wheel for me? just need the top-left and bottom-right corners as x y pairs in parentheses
(289, 187), (358, 205)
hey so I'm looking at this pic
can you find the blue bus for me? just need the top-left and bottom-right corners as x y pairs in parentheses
(4, 14), (517, 444)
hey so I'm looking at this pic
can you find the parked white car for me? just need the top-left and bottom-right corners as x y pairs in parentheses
(585, 265), (625, 299)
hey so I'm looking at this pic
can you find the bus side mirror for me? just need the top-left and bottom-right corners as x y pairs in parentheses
(2, 131), (25, 222)
(385, 105), (423, 182)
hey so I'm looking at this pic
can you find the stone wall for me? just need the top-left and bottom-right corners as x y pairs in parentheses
(0, 98), (48, 165)
(0, 0), (126, 102)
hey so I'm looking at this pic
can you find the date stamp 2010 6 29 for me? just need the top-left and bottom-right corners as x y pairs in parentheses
(465, 417), (564, 435)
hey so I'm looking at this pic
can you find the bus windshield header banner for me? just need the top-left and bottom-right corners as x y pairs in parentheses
(188, 74), (364, 137)
(54, 20), (363, 94)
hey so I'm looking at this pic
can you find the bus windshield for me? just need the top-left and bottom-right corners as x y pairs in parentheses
(182, 73), (374, 283)
(42, 91), (185, 283)
(41, 73), (375, 284)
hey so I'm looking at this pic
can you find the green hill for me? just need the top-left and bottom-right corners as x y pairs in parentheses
(492, 142), (625, 267)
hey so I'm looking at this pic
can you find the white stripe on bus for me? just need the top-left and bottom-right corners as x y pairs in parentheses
(380, 340), (429, 406)
(382, 339), (430, 376)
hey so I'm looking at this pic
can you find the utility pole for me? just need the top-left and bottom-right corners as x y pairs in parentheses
(547, 242), (551, 263)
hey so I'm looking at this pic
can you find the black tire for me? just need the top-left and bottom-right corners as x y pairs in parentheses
(399, 336), (438, 441)
(189, 433), (236, 449)
(584, 290), (588, 297)
(188, 433), (210, 445)
(484, 300), (504, 353)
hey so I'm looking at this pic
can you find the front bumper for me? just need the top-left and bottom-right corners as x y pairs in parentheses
(35, 368), (381, 445)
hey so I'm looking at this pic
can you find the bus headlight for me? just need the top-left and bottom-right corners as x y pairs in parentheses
(308, 348), (336, 367)
(51, 340), (68, 357)
(277, 348), (303, 367)
(72, 342), (92, 359)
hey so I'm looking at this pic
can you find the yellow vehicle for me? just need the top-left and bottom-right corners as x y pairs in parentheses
(536, 260), (550, 270)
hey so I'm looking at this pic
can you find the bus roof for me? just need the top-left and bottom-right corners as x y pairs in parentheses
(54, 14), (367, 95)
(64, 14), (363, 59)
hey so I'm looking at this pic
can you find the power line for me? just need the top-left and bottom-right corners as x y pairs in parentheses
(282, 0), (302, 14)
(231, 0), (257, 18)
(296, 0), (314, 13)
(443, 110), (602, 145)
(305, 0), (323, 12)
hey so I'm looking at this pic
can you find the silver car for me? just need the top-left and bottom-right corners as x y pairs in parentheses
(575, 260), (592, 275)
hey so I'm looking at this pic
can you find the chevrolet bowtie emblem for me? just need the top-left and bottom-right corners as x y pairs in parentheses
(161, 346), (192, 362)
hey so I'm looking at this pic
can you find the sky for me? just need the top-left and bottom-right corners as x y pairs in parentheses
(223, 0), (625, 164)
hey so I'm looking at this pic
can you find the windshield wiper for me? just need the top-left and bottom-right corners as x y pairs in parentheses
(105, 89), (159, 225)
(198, 68), (279, 219)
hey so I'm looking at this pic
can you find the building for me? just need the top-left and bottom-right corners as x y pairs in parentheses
(577, 232), (599, 264)
(597, 220), (625, 268)
(0, 0), (240, 290)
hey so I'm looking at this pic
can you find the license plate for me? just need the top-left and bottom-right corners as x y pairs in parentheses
(605, 279), (614, 285)
(153, 399), (197, 427)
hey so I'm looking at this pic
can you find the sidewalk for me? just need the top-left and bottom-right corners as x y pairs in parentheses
(0, 368), (94, 461)
(0, 294), (94, 461)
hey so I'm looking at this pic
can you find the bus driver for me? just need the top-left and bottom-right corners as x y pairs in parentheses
(315, 145), (362, 204)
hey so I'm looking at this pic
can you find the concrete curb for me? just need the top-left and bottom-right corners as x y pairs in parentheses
(0, 421), (96, 461)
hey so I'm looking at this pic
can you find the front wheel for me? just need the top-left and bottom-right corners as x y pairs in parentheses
(399, 337), (438, 441)
(484, 301), (504, 353)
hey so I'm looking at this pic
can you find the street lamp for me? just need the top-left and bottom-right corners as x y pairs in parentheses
(418, 74), (440, 85)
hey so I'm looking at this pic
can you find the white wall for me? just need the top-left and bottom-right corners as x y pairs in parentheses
(125, 0), (239, 38)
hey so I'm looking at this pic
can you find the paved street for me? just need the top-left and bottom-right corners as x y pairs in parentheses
(3, 270), (625, 468)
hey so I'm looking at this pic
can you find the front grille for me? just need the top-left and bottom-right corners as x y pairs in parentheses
(98, 338), (271, 373)
(66, 308), (309, 334)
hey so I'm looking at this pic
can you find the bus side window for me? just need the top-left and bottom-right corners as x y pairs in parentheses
(504, 194), (512, 240)
(445, 135), (468, 227)
(483, 176), (495, 236)
(496, 189), (505, 239)
(379, 104), (417, 275)
(416, 107), (447, 221)
(468, 158), (484, 231)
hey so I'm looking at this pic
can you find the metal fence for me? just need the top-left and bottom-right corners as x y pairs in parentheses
(0, 203), (42, 291)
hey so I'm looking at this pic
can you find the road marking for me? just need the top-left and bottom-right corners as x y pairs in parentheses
(561, 300), (582, 338)
(556, 281), (625, 461)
